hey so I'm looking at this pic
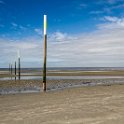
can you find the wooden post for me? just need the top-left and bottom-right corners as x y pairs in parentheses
(43, 15), (47, 92)
(11, 64), (12, 80)
(11, 64), (12, 75)
(9, 64), (10, 74)
(9, 63), (11, 80)
(15, 61), (16, 81)
(18, 57), (21, 80)
(18, 51), (21, 80)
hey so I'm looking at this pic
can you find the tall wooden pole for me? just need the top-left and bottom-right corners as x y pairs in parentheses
(9, 64), (10, 74)
(43, 15), (47, 92)
(18, 57), (21, 80)
(11, 64), (12, 80)
(9, 64), (11, 79)
(11, 64), (12, 75)
(18, 51), (21, 80)
(15, 61), (16, 81)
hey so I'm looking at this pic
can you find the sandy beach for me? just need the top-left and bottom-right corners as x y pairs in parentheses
(1, 0), (124, 123)
(0, 84), (124, 124)
(0, 69), (124, 123)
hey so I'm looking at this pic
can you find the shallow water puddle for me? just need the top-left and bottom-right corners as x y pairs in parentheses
(1, 76), (124, 81)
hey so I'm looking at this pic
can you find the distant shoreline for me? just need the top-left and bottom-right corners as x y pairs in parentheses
(1, 67), (124, 71)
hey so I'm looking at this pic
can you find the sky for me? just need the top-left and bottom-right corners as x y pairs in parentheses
(0, 0), (124, 67)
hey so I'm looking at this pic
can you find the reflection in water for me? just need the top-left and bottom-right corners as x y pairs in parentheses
(1, 75), (124, 81)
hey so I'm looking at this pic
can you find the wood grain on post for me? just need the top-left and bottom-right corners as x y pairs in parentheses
(11, 64), (12, 80)
(43, 35), (47, 91)
(18, 58), (21, 80)
(9, 64), (10, 74)
(43, 15), (47, 92)
(15, 61), (16, 81)
(11, 64), (12, 75)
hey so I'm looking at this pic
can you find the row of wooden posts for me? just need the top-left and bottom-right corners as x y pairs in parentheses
(8, 15), (47, 92)
(9, 57), (21, 80)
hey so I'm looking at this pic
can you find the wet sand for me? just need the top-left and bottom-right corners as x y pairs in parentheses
(0, 84), (124, 124)
(1, 70), (124, 78)
(0, 79), (124, 94)
(0, 69), (124, 123)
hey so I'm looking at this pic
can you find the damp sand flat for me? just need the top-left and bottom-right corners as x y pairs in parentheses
(1, 70), (124, 79)
(0, 85), (124, 124)
(0, 79), (124, 94)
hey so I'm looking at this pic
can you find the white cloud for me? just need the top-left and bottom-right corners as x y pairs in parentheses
(50, 32), (67, 42)
(95, 0), (124, 14)
(104, 16), (119, 22)
(11, 22), (18, 27)
(1, 16), (124, 67)
(11, 22), (28, 31)
(19, 25), (27, 30)
(111, 4), (124, 9)
(90, 11), (104, 15)
(103, 3), (124, 14)
(97, 16), (124, 30)
(0, 37), (43, 67)
(98, 16), (124, 29)
(45, 18), (124, 67)
(34, 28), (42, 36)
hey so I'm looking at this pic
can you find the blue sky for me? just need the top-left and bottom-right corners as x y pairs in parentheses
(0, 0), (124, 67)
(0, 0), (100, 36)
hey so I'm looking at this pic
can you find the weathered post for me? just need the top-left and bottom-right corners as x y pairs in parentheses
(9, 64), (10, 80)
(11, 64), (12, 74)
(18, 51), (21, 80)
(43, 15), (47, 92)
(9, 63), (10, 74)
(11, 64), (12, 80)
(15, 61), (16, 81)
